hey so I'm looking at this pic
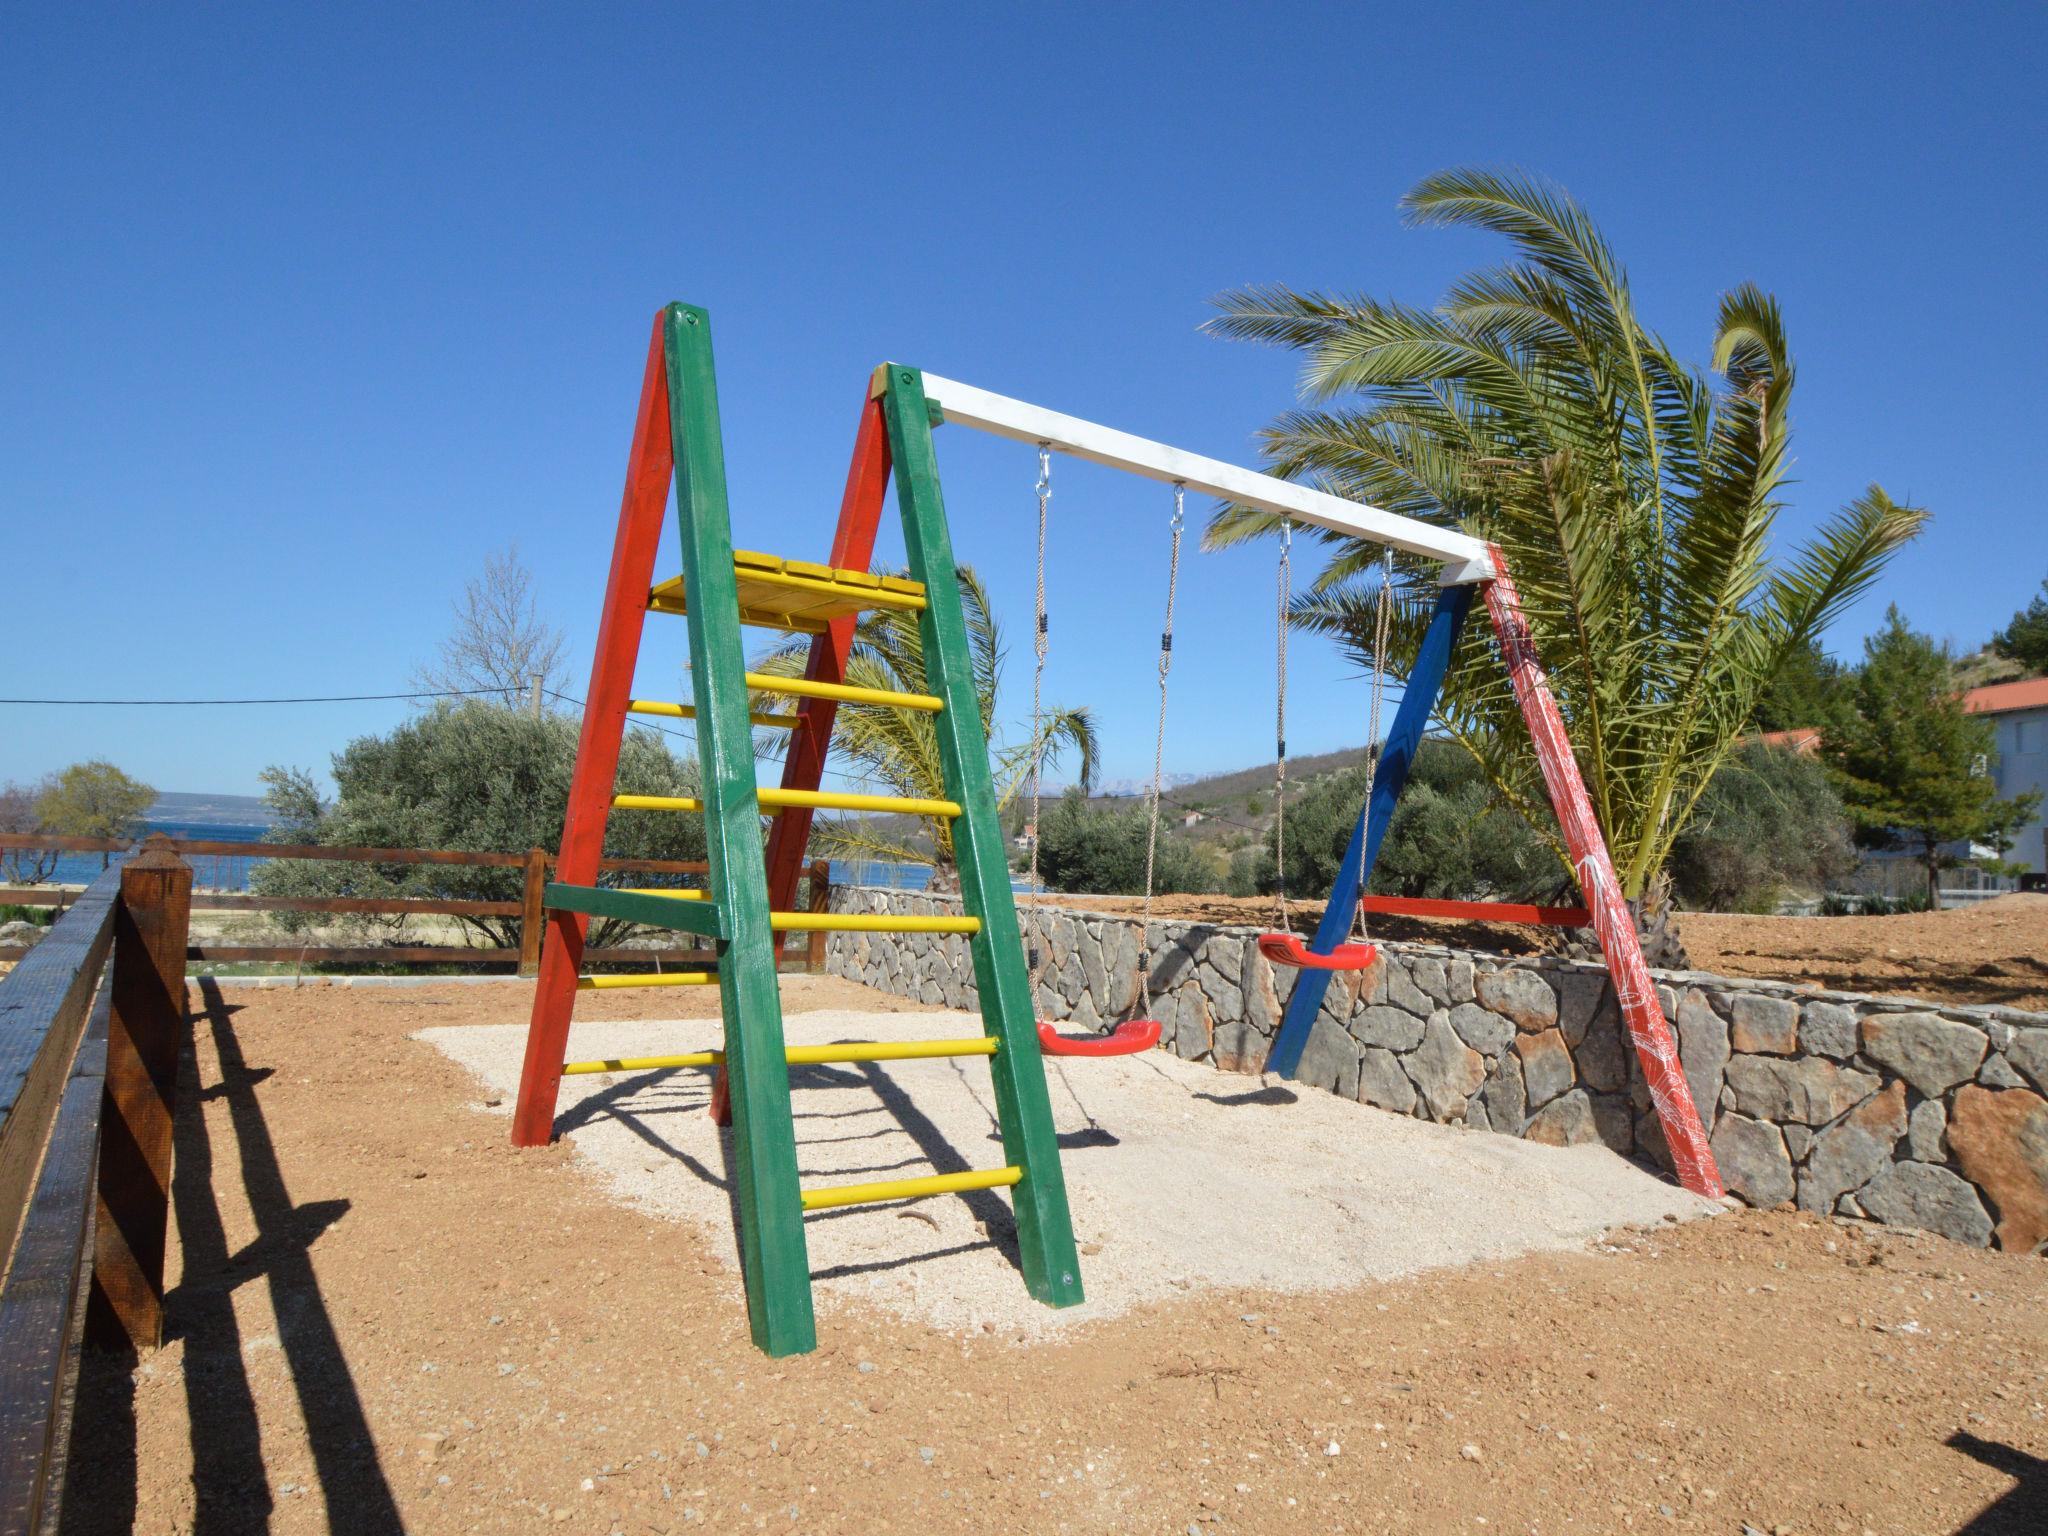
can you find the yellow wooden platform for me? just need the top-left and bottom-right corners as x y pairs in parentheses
(648, 550), (926, 632)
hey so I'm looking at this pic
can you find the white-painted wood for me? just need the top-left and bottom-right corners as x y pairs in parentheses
(914, 372), (1496, 583)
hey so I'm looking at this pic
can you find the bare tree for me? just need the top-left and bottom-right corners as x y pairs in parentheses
(412, 544), (569, 710)
(0, 777), (59, 883)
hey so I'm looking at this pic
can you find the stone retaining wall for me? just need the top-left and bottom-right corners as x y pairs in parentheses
(825, 886), (2048, 1254)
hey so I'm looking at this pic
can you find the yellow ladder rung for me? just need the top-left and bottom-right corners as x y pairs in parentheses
(616, 887), (709, 899)
(610, 789), (960, 819)
(630, 699), (800, 730)
(743, 672), (942, 712)
(560, 1036), (998, 1075)
(576, 971), (718, 990)
(801, 1165), (1022, 1212)
(769, 912), (979, 934)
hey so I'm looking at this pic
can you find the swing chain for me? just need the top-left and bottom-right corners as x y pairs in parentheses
(1026, 444), (1052, 985)
(1136, 483), (1185, 1013)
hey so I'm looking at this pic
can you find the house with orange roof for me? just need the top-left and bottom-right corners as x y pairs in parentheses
(1964, 677), (2048, 875)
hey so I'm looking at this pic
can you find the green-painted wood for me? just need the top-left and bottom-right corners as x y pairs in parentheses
(663, 304), (816, 1356)
(540, 882), (728, 940)
(879, 365), (1084, 1310)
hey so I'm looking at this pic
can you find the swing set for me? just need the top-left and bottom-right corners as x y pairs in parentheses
(514, 304), (1720, 1357)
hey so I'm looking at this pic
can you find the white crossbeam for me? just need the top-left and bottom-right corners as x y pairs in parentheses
(909, 371), (1496, 583)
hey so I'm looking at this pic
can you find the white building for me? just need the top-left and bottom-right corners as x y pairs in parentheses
(1966, 678), (2048, 876)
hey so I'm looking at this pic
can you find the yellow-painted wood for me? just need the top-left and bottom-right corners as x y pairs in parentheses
(560, 1036), (999, 1075)
(576, 972), (718, 991)
(760, 785), (959, 817)
(610, 787), (955, 818)
(616, 887), (709, 899)
(647, 550), (926, 632)
(743, 672), (942, 712)
(768, 912), (980, 934)
(800, 1165), (1022, 1212)
(630, 698), (800, 729)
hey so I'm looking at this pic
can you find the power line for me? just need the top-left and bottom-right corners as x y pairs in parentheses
(0, 689), (505, 706)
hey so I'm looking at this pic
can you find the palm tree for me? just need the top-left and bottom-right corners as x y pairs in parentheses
(751, 565), (1097, 885)
(1205, 168), (1925, 960)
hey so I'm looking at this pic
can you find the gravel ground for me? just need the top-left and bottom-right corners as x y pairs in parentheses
(421, 1005), (1715, 1338)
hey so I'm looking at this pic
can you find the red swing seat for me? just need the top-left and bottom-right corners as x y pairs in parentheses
(1256, 932), (1378, 971)
(1037, 1018), (1163, 1058)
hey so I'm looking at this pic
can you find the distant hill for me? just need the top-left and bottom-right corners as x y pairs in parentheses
(148, 791), (276, 827)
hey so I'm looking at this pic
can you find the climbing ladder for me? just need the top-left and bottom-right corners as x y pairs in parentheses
(511, 304), (1083, 1357)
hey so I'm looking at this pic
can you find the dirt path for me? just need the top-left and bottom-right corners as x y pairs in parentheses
(1054, 892), (2048, 1012)
(62, 979), (2047, 1536)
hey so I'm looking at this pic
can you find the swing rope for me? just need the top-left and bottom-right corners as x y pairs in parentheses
(1272, 518), (1292, 933)
(1352, 547), (1394, 947)
(1025, 444), (1053, 994)
(1136, 483), (1185, 1014)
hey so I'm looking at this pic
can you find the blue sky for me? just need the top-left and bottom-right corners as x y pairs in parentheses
(4, 4), (2044, 798)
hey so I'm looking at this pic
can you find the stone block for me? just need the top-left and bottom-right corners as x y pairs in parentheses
(1515, 1028), (1575, 1109)
(1782, 1123), (1813, 1161)
(1296, 1016), (1360, 1101)
(1724, 1056), (1879, 1126)
(1979, 1053), (2027, 1089)
(1676, 988), (1730, 1134)
(1475, 968), (1558, 1033)
(1411, 957), (1450, 1006)
(1449, 959), (1475, 1004)
(1526, 1089), (1598, 1147)
(1447, 1002), (1514, 1056)
(1385, 963), (1435, 1018)
(1357, 1046), (1416, 1115)
(1555, 969), (1617, 1048)
(1587, 1092), (1633, 1154)
(1946, 1085), (2048, 1253)
(1464, 1098), (1492, 1131)
(1173, 983), (1213, 1061)
(1479, 1050), (1525, 1135)
(1729, 994), (1799, 1055)
(1860, 1013), (1989, 1099)
(1352, 1005), (1426, 1053)
(1243, 959), (1284, 1038)
(1208, 934), (1244, 987)
(1404, 1011), (1486, 1120)
(1575, 1018), (1629, 1094)
(1857, 1162), (1994, 1247)
(1798, 1081), (1906, 1214)
(2007, 1027), (2048, 1095)
(1906, 1099), (1947, 1162)
(1711, 1113), (1794, 1208)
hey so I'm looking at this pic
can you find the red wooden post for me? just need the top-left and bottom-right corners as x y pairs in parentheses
(1479, 551), (1722, 1198)
(85, 835), (193, 1349)
(761, 392), (892, 913)
(513, 317), (676, 1147)
(517, 847), (548, 977)
(806, 858), (830, 972)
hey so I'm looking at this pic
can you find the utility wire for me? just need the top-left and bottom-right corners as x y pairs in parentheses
(0, 689), (505, 705)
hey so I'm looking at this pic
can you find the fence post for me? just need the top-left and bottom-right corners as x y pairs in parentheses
(807, 858), (830, 972)
(85, 834), (192, 1351)
(518, 848), (549, 978)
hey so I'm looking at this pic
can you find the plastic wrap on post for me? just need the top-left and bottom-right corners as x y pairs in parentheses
(1479, 548), (1722, 1198)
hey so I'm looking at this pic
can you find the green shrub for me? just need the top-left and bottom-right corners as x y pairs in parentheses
(1034, 791), (1219, 896)
(1668, 742), (1856, 911)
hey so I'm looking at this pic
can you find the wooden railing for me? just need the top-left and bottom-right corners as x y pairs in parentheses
(0, 845), (192, 1534)
(0, 834), (831, 976)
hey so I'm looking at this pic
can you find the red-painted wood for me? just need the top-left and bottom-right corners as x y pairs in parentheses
(1478, 547), (1722, 1198)
(1358, 895), (1591, 927)
(1036, 1019), (1162, 1058)
(762, 393), (893, 912)
(1256, 933), (1378, 972)
(512, 316), (677, 1147)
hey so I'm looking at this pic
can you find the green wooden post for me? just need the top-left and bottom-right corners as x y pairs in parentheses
(664, 304), (816, 1356)
(879, 365), (1084, 1310)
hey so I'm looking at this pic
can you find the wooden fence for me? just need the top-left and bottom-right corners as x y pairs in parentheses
(0, 845), (191, 1533)
(0, 834), (830, 976)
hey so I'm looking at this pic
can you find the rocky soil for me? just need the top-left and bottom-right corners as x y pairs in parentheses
(59, 978), (2048, 1535)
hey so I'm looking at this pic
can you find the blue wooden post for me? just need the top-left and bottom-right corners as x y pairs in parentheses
(1264, 585), (1473, 1079)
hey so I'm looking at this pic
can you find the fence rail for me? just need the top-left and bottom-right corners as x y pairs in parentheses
(0, 834), (831, 975)
(0, 847), (192, 1536)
